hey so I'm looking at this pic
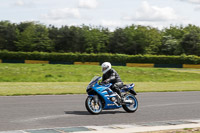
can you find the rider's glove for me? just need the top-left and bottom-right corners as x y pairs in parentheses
(103, 80), (109, 84)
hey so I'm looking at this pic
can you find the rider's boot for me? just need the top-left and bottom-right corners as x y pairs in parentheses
(116, 92), (123, 104)
(116, 95), (121, 105)
(118, 91), (124, 103)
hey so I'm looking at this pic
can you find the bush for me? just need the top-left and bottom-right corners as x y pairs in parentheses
(0, 51), (200, 64)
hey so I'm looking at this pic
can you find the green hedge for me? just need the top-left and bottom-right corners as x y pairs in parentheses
(0, 51), (200, 64)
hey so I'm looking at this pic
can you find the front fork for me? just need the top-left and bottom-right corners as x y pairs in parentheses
(93, 95), (99, 104)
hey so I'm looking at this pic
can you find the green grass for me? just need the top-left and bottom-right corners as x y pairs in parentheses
(0, 63), (200, 96)
(0, 63), (200, 82)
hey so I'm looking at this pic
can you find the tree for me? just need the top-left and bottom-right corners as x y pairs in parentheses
(0, 21), (17, 51)
(142, 27), (162, 55)
(162, 25), (184, 40)
(109, 28), (127, 54)
(83, 26), (110, 53)
(15, 22), (54, 52)
(161, 35), (183, 55)
(160, 25), (185, 55)
(48, 25), (59, 51)
(33, 24), (54, 52)
(109, 25), (162, 55)
(52, 25), (86, 53)
(180, 25), (200, 56)
(68, 26), (85, 53)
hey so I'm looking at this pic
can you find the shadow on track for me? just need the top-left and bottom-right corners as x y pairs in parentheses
(64, 110), (126, 115)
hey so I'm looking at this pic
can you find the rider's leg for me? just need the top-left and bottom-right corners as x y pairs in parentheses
(113, 82), (123, 97)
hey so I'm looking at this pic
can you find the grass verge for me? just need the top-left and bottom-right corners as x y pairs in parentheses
(0, 81), (200, 96)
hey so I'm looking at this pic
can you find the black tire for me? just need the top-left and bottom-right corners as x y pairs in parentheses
(122, 94), (138, 113)
(85, 96), (102, 114)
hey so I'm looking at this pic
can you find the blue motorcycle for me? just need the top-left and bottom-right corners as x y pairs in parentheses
(85, 76), (138, 114)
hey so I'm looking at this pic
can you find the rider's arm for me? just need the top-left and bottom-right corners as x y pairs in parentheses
(102, 74), (105, 81)
(106, 71), (116, 83)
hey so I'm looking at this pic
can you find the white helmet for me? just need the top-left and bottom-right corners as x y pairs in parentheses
(101, 62), (111, 74)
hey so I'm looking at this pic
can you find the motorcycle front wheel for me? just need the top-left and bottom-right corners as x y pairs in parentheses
(85, 96), (102, 114)
(122, 94), (138, 113)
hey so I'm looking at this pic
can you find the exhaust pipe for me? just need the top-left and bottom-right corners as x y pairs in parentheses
(123, 100), (133, 104)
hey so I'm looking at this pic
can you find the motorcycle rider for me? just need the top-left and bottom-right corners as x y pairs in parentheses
(101, 62), (123, 101)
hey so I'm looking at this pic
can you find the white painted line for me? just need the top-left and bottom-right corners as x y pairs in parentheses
(11, 114), (77, 123)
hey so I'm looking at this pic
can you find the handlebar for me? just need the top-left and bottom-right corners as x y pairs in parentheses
(98, 82), (111, 86)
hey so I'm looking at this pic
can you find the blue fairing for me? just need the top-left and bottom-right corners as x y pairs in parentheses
(86, 76), (136, 110)
(92, 83), (122, 109)
(121, 83), (135, 92)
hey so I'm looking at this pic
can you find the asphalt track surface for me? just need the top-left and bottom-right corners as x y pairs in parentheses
(0, 92), (200, 131)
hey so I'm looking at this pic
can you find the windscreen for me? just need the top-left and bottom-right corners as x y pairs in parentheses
(89, 76), (101, 84)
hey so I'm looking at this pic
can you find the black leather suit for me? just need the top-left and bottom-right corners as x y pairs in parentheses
(102, 68), (123, 97)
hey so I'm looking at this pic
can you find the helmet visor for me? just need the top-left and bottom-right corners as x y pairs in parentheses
(102, 66), (108, 72)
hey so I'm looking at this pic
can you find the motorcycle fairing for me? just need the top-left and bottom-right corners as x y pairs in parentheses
(90, 83), (122, 109)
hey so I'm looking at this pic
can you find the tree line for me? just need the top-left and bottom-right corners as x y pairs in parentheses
(0, 20), (200, 56)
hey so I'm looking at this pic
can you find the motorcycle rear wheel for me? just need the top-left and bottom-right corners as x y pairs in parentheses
(122, 94), (138, 112)
(85, 96), (102, 114)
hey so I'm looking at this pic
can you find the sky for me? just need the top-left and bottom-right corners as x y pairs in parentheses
(1, 0), (200, 30)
